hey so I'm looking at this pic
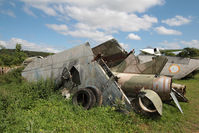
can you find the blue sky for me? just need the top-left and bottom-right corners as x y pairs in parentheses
(0, 0), (199, 53)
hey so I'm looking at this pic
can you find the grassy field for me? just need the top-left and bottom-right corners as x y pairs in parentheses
(0, 69), (199, 133)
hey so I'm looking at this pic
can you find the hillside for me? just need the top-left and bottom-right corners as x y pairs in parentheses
(0, 49), (53, 57)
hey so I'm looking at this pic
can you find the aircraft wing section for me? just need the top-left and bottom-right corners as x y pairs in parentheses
(92, 39), (128, 67)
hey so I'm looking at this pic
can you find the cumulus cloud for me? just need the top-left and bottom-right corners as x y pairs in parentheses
(120, 43), (129, 49)
(127, 33), (141, 40)
(181, 40), (199, 49)
(20, 0), (164, 13)
(46, 24), (68, 35)
(155, 26), (182, 35)
(0, 38), (60, 53)
(46, 24), (113, 43)
(20, 0), (162, 42)
(162, 15), (191, 26)
(66, 7), (158, 32)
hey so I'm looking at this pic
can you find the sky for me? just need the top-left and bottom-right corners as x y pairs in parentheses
(0, 0), (199, 53)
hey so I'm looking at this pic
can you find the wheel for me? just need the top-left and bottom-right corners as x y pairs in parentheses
(87, 89), (96, 109)
(87, 87), (103, 107)
(72, 88), (96, 109)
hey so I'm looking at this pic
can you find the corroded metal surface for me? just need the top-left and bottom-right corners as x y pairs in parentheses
(92, 39), (128, 67)
(111, 53), (168, 75)
(114, 72), (171, 101)
(138, 55), (199, 79)
(22, 43), (131, 110)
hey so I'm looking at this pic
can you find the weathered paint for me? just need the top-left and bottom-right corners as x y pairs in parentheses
(114, 72), (172, 101)
(172, 83), (186, 95)
(92, 39), (128, 67)
(138, 55), (199, 79)
(22, 43), (132, 110)
(140, 89), (163, 115)
(111, 53), (168, 75)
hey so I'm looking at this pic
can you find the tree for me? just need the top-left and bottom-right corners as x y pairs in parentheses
(15, 43), (22, 52)
(0, 44), (27, 66)
(13, 44), (27, 65)
(0, 45), (5, 49)
(161, 51), (176, 56)
(177, 48), (199, 58)
(0, 58), (4, 66)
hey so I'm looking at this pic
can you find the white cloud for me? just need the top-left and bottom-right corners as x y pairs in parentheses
(46, 24), (68, 35)
(68, 29), (113, 43)
(23, 6), (37, 17)
(127, 33), (141, 40)
(20, 0), (164, 13)
(33, 4), (57, 16)
(66, 7), (158, 32)
(181, 40), (199, 49)
(120, 43), (129, 49)
(0, 38), (60, 53)
(20, 0), (162, 42)
(0, 10), (16, 17)
(46, 24), (113, 43)
(159, 40), (181, 49)
(155, 26), (182, 35)
(162, 15), (191, 26)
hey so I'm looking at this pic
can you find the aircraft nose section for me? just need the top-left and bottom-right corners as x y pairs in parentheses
(139, 89), (163, 115)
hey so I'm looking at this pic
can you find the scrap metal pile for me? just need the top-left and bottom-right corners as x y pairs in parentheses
(22, 39), (189, 116)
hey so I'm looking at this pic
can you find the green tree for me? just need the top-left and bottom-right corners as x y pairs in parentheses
(15, 43), (22, 52)
(0, 45), (5, 49)
(13, 44), (27, 65)
(0, 54), (15, 66)
(0, 44), (27, 66)
(0, 58), (4, 66)
(161, 51), (176, 56)
(177, 48), (199, 58)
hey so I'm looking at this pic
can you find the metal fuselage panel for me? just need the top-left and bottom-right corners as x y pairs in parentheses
(22, 43), (131, 108)
(138, 55), (199, 79)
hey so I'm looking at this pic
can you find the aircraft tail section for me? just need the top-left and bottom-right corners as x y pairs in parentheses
(112, 52), (168, 75)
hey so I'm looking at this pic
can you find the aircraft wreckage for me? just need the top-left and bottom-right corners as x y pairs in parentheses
(139, 48), (199, 79)
(22, 39), (188, 116)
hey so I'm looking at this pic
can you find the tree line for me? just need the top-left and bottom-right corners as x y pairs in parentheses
(161, 47), (199, 58)
(0, 44), (53, 67)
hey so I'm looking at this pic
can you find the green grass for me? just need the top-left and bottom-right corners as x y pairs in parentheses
(0, 69), (199, 132)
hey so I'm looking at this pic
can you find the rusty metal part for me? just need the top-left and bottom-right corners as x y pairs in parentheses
(114, 72), (172, 101)
(172, 83), (186, 95)
(171, 88), (188, 102)
(92, 39), (128, 67)
(139, 97), (157, 113)
(22, 43), (132, 111)
(139, 89), (163, 115)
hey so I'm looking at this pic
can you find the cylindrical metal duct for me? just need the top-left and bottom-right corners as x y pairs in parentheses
(114, 72), (172, 101)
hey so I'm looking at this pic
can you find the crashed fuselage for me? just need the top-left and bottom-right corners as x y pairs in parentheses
(22, 43), (131, 110)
